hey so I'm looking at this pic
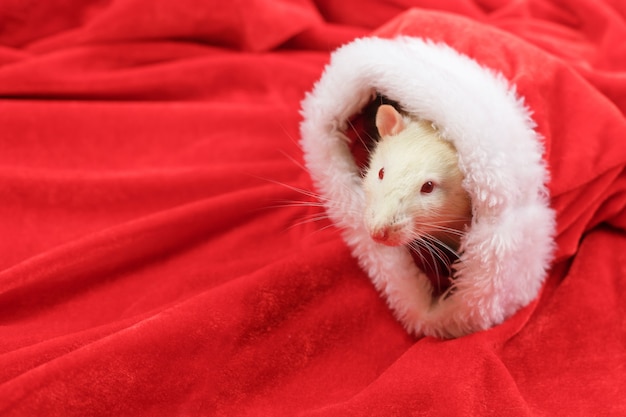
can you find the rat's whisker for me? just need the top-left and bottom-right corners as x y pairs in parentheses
(277, 149), (310, 174)
(288, 213), (332, 229)
(422, 233), (461, 257)
(269, 200), (328, 209)
(413, 221), (468, 239)
(429, 225), (467, 238)
(347, 118), (377, 155)
(408, 237), (445, 287)
(421, 236), (454, 274)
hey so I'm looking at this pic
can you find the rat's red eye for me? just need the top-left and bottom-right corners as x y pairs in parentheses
(378, 168), (385, 180)
(421, 181), (435, 194)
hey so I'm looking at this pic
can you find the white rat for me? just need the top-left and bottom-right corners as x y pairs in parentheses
(362, 104), (472, 282)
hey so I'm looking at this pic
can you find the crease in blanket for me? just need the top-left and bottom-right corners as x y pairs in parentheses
(300, 36), (556, 338)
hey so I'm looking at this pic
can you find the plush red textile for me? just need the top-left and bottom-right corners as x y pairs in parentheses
(1, 1), (625, 416)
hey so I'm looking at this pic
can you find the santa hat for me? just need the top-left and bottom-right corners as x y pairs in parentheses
(300, 36), (556, 338)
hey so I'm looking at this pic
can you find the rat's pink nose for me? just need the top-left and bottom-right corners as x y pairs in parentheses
(371, 227), (390, 243)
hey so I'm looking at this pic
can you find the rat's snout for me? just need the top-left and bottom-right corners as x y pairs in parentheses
(364, 201), (409, 246)
(369, 224), (406, 246)
(371, 227), (391, 243)
(364, 207), (391, 243)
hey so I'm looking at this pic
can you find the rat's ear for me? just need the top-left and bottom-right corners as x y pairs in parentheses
(375, 104), (405, 137)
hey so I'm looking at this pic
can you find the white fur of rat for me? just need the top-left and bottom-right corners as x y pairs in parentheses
(363, 104), (472, 254)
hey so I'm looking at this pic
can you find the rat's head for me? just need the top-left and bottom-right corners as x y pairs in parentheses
(362, 105), (471, 248)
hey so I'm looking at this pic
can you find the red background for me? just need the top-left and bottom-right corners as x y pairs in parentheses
(1, 1), (625, 416)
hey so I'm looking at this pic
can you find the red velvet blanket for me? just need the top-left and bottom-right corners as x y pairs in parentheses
(1, 1), (625, 416)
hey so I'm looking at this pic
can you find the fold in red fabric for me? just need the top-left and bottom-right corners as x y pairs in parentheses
(1, 1), (625, 416)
